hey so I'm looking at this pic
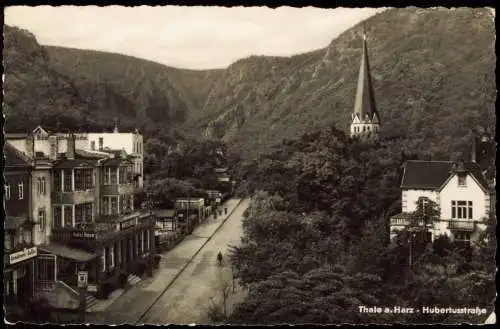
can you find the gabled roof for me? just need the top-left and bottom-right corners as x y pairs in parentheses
(401, 160), (490, 192)
(353, 32), (379, 124)
(4, 142), (32, 168)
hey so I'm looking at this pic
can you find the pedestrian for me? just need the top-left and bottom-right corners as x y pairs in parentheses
(224, 207), (228, 215)
(217, 251), (223, 266)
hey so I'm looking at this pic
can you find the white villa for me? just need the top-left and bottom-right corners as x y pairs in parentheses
(389, 160), (495, 245)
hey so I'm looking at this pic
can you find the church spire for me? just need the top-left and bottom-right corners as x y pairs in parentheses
(350, 26), (380, 138)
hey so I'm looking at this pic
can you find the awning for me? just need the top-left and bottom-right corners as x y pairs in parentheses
(39, 243), (98, 262)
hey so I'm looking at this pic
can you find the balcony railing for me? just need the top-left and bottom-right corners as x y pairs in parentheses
(52, 189), (95, 204)
(51, 212), (154, 242)
(448, 220), (476, 231)
(390, 217), (432, 228)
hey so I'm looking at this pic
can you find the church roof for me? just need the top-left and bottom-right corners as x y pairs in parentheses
(353, 32), (379, 123)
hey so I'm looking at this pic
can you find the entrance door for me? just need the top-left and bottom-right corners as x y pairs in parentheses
(35, 254), (57, 291)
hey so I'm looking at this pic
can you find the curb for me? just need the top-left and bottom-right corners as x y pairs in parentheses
(133, 198), (245, 324)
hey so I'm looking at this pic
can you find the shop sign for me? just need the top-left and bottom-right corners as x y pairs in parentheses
(87, 284), (98, 293)
(9, 247), (37, 265)
(72, 231), (97, 239)
(78, 271), (88, 288)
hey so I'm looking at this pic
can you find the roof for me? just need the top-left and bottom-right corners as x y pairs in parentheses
(4, 142), (32, 168)
(353, 33), (379, 123)
(75, 149), (110, 159)
(53, 158), (99, 169)
(154, 209), (176, 218)
(390, 212), (421, 220)
(102, 158), (132, 167)
(39, 243), (98, 262)
(401, 160), (490, 191)
(5, 133), (28, 139)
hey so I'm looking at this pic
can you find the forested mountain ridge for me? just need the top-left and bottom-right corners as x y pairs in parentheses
(3, 7), (495, 162)
(200, 7), (496, 160)
(45, 46), (224, 130)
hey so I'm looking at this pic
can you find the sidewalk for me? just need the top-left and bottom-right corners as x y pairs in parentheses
(88, 198), (243, 324)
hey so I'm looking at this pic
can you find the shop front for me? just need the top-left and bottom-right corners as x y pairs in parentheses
(4, 246), (37, 307)
(47, 211), (156, 299)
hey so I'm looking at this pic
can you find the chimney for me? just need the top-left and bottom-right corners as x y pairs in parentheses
(471, 131), (477, 163)
(67, 133), (76, 160)
(25, 133), (35, 159)
(48, 135), (58, 160)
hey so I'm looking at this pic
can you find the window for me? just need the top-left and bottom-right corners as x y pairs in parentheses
(119, 167), (127, 184)
(138, 232), (143, 254)
(111, 197), (118, 215)
(64, 205), (73, 227)
(54, 206), (62, 228)
(90, 141), (95, 150)
(37, 177), (46, 195)
(451, 200), (473, 219)
(18, 182), (24, 200)
(98, 137), (104, 150)
(146, 229), (150, 250)
(38, 208), (46, 230)
(74, 168), (93, 190)
(458, 174), (467, 187)
(102, 197), (110, 215)
(4, 184), (10, 200)
(101, 249), (106, 272)
(54, 171), (61, 192)
(104, 167), (118, 185)
(63, 169), (72, 192)
(4, 233), (14, 252)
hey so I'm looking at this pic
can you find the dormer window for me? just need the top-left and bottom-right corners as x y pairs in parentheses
(458, 174), (467, 187)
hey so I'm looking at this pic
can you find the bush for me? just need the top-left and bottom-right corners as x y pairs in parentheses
(207, 303), (227, 324)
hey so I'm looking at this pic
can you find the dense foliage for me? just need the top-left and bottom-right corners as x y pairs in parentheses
(228, 126), (495, 324)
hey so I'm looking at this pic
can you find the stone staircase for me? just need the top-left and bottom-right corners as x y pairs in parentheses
(85, 293), (100, 312)
(127, 274), (142, 286)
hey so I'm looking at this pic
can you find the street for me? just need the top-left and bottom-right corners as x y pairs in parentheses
(92, 198), (250, 325)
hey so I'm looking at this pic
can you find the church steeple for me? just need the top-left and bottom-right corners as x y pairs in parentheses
(350, 26), (380, 138)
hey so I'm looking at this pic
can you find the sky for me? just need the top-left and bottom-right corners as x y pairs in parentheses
(4, 6), (383, 70)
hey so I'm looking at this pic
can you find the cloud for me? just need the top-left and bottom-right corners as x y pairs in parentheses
(5, 6), (382, 69)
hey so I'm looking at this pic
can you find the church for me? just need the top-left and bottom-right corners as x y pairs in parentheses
(350, 30), (380, 139)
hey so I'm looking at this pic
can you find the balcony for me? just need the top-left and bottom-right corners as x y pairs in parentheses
(51, 211), (155, 243)
(101, 183), (135, 196)
(52, 189), (95, 204)
(448, 220), (476, 232)
(51, 222), (116, 242)
(390, 213), (433, 228)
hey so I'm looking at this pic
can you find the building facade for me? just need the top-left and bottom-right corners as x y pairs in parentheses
(5, 126), (153, 308)
(4, 143), (37, 310)
(389, 160), (493, 245)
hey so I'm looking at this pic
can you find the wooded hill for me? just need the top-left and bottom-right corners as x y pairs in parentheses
(3, 7), (495, 161)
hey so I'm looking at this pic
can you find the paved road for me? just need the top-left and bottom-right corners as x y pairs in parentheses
(93, 198), (249, 325)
